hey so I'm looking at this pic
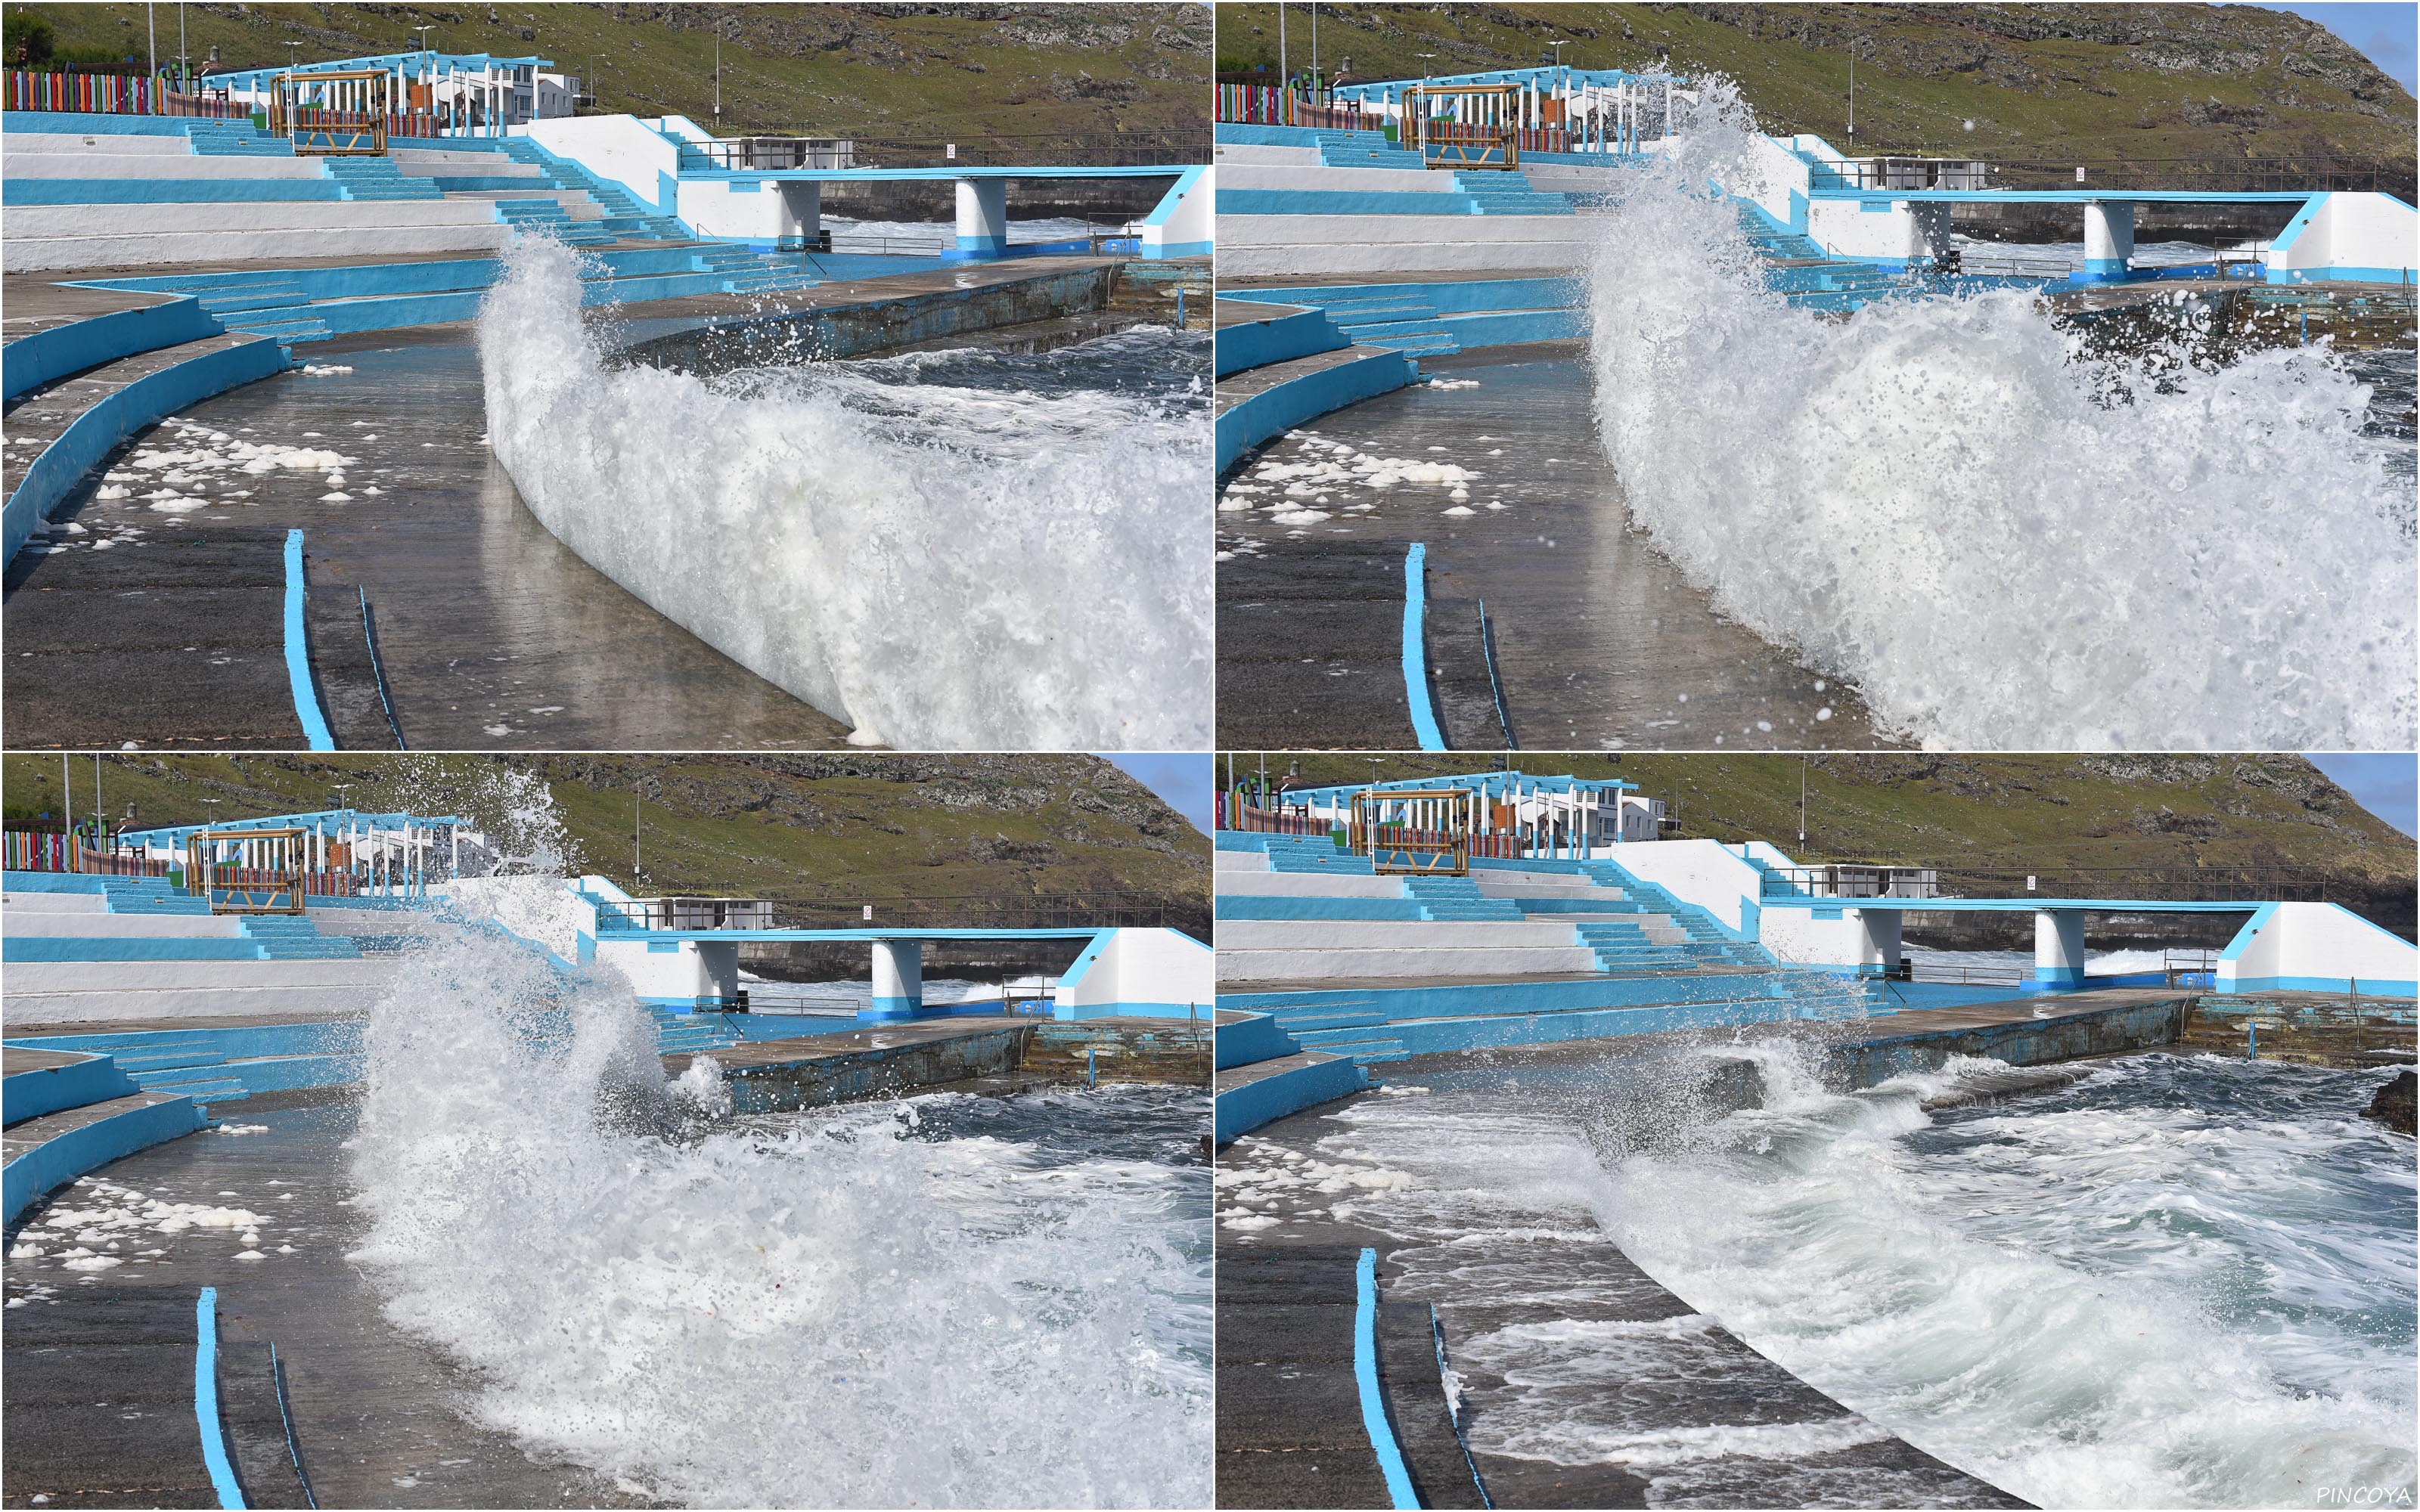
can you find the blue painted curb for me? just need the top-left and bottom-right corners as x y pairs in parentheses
(195, 1288), (249, 1509)
(1355, 1247), (1421, 1510)
(1403, 543), (1445, 750)
(282, 529), (336, 751)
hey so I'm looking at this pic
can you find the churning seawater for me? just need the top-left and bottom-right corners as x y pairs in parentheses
(477, 237), (1211, 751)
(1581, 83), (2418, 751)
(346, 896), (1212, 1507)
(1303, 1046), (2415, 1509)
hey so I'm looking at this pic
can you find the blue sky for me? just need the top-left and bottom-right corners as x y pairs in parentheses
(2306, 753), (2418, 837)
(1099, 753), (1212, 835)
(2245, 3), (2418, 91)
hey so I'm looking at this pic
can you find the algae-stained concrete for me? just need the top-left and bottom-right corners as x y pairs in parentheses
(661, 1012), (1214, 1113)
(617, 259), (1126, 374)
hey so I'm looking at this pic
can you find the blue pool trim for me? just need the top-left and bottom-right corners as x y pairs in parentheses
(282, 529), (335, 751)
(1355, 1247), (1420, 1510)
(1403, 543), (1445, 751)
(195, 1287), (248, 1510)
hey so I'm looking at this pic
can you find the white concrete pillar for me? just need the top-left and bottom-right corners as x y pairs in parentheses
(779, 180), (821, 244)
(1865, 909), (1903, 971)
(2083, 200), (2136, 281)
(954, 177), (1008, 258)
(695, 940), (740, 1007)
(2034, 909), (2086, 987)
(870, 939), (924, 1019)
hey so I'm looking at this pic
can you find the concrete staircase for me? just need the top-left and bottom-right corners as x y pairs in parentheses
(185, 275), (330, 343)
(92, 878), (209, 916)
(650, 1005), (741, 1056)
(1735, 203), (1911, 311)
(236, 916), (361, 960)
(178, 120), (296, 158)
(1453, 170), (1575, 215)
(322, 156), (443, 201)
(1401, 875), (1523, 921)
(1314, 288), (1460, 358)
(496, 197), (615, 246)
(1307, 129), (1426, 170)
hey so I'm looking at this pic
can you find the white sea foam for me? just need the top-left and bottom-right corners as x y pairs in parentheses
(346, 890), (1210, 1507)
(1582, 82), (2418, 750)
(1302, 1043), (2416, 1508)
(1596, 1046), (2420, 1508)
(476, 237), (1210, 749)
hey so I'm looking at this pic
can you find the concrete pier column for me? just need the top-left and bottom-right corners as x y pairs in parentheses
(778, 181), (821, 246)
(1907, 202), (1955, 269)
(953, 177), (1008, 259)
(695, 940), (740, 1009)
(870, 938), (924, 1020)
(2082, 200), (2136, 282)
(2034, 909), (2086, 988)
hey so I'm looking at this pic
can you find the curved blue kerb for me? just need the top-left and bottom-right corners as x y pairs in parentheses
(1355, 1247), (1420, 1509)
(281, 529), (336, 751)
(1401, 544), (1445, 751)
(195, 1287), (249, 1508)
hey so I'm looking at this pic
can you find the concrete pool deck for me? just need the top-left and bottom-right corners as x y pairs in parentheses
(1215, 336), (1899, 751)
(4, 254), (1190, 749)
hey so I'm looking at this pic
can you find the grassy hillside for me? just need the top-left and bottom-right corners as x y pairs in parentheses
(1236, 753), (2417, 931)
(2, 754), (1208, 929)
(1217, 3), (2416, 169)
(17, 3), (1210, 141)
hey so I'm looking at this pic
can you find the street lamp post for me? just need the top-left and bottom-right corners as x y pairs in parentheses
(1414, 53), (1437, 156)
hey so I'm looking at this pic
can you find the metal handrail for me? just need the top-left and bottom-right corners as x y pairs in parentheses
(592, 891), (1194, 933)
(1758, 863), (2327, 904)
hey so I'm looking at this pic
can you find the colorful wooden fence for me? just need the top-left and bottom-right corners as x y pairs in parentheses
(5, 71), (248, 116)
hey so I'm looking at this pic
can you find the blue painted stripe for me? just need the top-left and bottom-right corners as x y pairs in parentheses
(281, 529), (335, 751)
(195, 1287), (248, 1510)
(1402, 543), (1445, 751)
(1354, 1247), (1420, 1510)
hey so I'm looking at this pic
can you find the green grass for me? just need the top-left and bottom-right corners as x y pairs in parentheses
(17, 3), (1210, 141)
(1216, 3), (2416, 169)
(2, 754), (1208, 913)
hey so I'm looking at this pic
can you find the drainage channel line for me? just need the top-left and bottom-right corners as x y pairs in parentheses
(270, 1342), (319, 1509)
(359, 587), (407, 750)
(1478, 597), (1517, 751)
(1431, 1303), (1494, 1508)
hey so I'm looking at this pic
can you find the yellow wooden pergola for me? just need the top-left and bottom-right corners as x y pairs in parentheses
(1348, 789), (1475, 875)
(268, 69), (394, 156)
(1404, 82), (1522, 170)
(184, 827), (308, 914)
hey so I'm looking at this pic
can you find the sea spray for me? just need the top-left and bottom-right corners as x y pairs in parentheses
(1582, 83), (2417, 750)
(348, 900), (1212, 1507)
(476, 237), (1211, 750)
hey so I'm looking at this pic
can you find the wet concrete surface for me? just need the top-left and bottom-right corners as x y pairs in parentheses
(1217, 340), (1903, 751)
(4, 324), (853, 750)
(2, 1090), (646, 1510)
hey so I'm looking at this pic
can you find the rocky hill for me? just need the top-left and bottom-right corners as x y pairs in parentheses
(1247, 753), (2416, 936)
(2, 754), (1210, 935)
(1217, 3), (2415, 172)
(21, 2), (1209, 141)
